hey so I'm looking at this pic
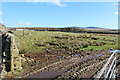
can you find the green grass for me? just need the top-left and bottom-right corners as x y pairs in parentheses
(12, 30), (118, 55)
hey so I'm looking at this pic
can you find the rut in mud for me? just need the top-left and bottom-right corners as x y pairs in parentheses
(24, 51), (110, 79)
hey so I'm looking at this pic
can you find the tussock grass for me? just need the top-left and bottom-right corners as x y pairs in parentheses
(12, 30), (118, 54)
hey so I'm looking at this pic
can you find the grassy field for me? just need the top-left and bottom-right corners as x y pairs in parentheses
(9, 30), (118, 77)
(13, 30), (118, 54)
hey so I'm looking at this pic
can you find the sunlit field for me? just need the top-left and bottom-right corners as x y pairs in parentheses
(6, 30), (118, 78)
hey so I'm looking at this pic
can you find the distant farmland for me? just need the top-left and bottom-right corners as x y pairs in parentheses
(8, 27), (120, 34)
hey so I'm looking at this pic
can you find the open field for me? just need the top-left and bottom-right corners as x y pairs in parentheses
(13, 30), (118, 54)
(5, 30), (119, 78)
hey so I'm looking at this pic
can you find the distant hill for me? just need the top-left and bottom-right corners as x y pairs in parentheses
(68, 26), (105, 29)
(66, 26), (82, 29)
(85, 26), (104, 29)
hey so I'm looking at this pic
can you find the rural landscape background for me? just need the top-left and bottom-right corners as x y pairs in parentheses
(0, 0), (120, 79)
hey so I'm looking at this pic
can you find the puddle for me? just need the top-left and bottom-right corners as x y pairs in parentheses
(108, 50), (120, 53)
(28, 71), (57, 78)
(74, 54), (80, 57)
(28, 69), (68, 78)
(57, 54), (81, 58)
(54, 69), (68, 78)
(108, 50), (115, 53)
(95, 53), (105, 57)
(57, 56), (63, 58)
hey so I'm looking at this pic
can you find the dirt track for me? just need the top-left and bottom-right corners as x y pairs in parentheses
(23, 51), (110, 79)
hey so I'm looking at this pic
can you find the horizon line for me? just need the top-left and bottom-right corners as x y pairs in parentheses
(6, 26), (119, 29)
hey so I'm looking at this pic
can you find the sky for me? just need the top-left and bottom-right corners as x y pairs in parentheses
(0, 1), (119, 29)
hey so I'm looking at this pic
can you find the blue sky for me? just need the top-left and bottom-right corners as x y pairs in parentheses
(1, 2), (118, 29)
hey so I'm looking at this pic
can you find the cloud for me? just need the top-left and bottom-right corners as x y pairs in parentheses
(0, 10), (2, 15)
(114, 11), (120, 15)
(2, 0), (120, 2)
(114, 11), (118, 15)
(18, 22), (31, 26)
(26, 0), (44, 2)
(26, 0), (66, 7)
(0, 21), (4, 24)
(2, 0), (66, 7)
(52, 0), (66, 7)
(112, 3), (118, 6)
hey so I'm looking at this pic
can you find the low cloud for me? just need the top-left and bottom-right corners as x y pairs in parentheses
(26, 0), (66, 7)
(0, 10), (2, 15)
(112, 3), (118, 6)
(2, 0), (119, 7)
(2, 0), (66, 7)
(0, 21), (4, 24)
(52, 0), (66, 7)
(114, 11), (120, 15)
(2, 0), (120, 2)
(18, 22), (31, 26)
